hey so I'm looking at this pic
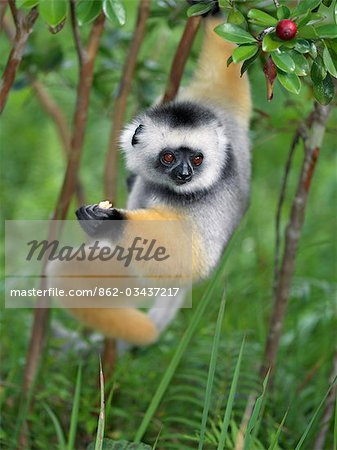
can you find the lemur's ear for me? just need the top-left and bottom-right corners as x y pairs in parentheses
(132, 124), (144, 146)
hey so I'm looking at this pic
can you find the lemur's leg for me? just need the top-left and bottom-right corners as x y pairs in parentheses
(116, 288), (188, 354)
(147, 288), (188, 333)
(46, 257), (160, 345)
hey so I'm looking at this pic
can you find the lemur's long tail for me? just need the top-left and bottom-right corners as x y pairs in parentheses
(181, 17), (252, 128)
(69, 308), (159, 345)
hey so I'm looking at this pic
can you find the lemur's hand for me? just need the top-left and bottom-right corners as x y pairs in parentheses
(76, 204), (124, 238)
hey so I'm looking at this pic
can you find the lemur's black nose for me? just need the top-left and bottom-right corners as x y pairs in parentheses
(178, 173), (192, 180)
(176, 172), (192, 183)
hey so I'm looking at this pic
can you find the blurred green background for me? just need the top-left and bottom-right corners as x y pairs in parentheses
(0, 1), (336, 449)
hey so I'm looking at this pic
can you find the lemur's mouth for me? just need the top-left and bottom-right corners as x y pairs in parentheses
(175, 178), (191, 185)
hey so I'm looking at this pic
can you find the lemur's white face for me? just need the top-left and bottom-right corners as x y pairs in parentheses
(120, 102), (230, 194)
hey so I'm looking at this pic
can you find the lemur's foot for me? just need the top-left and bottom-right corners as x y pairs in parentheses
(76, 204), (124, 238)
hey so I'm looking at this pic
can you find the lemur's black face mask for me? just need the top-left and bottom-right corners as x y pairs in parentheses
(158, 147), (204, 185)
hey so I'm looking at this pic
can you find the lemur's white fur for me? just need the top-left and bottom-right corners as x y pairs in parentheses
(121, 110), (229, 194)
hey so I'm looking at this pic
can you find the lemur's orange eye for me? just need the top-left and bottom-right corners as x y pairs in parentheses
(161, 152), (175, 164)
(193, 155), (203, 166)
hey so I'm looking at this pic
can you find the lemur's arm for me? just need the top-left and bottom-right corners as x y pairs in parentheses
(76, 203), (207, 280)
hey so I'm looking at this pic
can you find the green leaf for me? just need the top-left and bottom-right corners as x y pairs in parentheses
(39, 0), (67, 27)
(328, 39), (337, 53)
(16, 0), (39, 8)
(87, 440), (151, 450)
(103, 0), (126, 26)
(290, 51), (310, 76)
(295, 382), (336, 449)
(94, 360), (105, 450)
(322, 0), (333, 6)
(297, 10), (312, 28)
(277, 70), (301, 94)
(272, 50), (296, 73)
(297, 25), (318, 39)
(217, 338), (245, 449)
(333, 384), (337, 450)
(315, 24), (337, 38)
(277, 6), (290, 20)
(227, 55), (233, 67)
(67, 365), (82, 450)
(227, 9), (247, 27)
(294, 38), (311, 53)
(307, 12), (325, 24)
(323, 46), (337, 77)
(291, 0), (322, 17)
(297, 11), (323, 28)
(214, 23), (256, 44)
(241, 49), (260, 76)
(232, 44), (259, 64)
(267, 411), (288, 450)
(313, 73), (335, 104)
(43, 403), (66, 449)
(198, 293), (227, 449)
(311, 55), (327, 82)
(309, 42), (318, 58)
(262, 33), (282, 52)
(77, 0), (102, 26)
(243, 372), (270, 450)
(187, 2), (213, 17)
(247, 9), (277, 26)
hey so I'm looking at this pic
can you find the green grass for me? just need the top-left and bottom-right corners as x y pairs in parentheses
(198, 291), (227, 450)
(67, 364), (82, 450)
(217, 338), (245, 450)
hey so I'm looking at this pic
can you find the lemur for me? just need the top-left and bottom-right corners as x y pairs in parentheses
(47, 8), (251, 346)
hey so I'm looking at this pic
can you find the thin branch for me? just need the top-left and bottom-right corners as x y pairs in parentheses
(0, 6), (38, 114)
(162, 15), (202, 103)
(31, 79), (85, 206)
(8, 0), (19, 29)
(273, 126), (306, 298)
(55, 12), (105, 220)
(260, 102), (332, 381)
(296, 358), (323, 394)
(70, 0), (85, 67)
(104, 0), (151, 201)
(19, 11), (105, 446)
(314, 348), (337, 450)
